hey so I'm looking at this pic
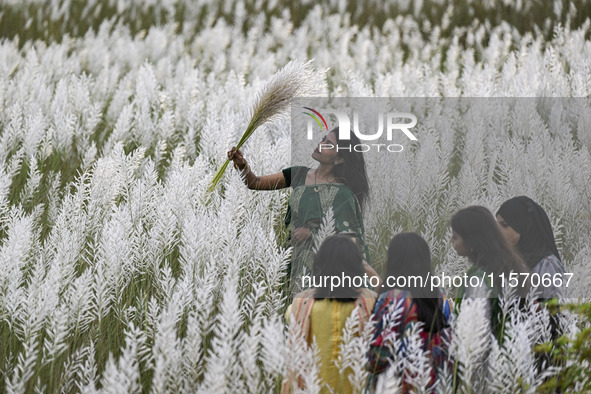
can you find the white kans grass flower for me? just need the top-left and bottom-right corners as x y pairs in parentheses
(401, 323), (434, 392)
(282, 318), (323, 394)
(150, 277), (190, 393)
(0, 211), (34, 317)
(62, 342), (98, 394)
(312, 207), (335, 254)
(7, 333), (40, 394)
(99, 323), (145, 394)
(180, 278), (217, 387)
(260, 316), (287, 387)
(450, 298), (492, 392)
(336, 307), (374, 392)
(208, 60), (326, 192)
(199, 266), (244, 393)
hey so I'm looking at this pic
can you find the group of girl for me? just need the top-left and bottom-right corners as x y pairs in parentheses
(228, 128), (565, 393)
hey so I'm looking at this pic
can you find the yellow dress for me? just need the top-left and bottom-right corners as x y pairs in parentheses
(308, 299), (357, 394)
(284, 289), (376, 394)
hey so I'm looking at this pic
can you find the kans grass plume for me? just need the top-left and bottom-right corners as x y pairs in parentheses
(207, 60), (325, 192)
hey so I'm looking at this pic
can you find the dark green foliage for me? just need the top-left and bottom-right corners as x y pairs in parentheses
(1, 0), (590, 49)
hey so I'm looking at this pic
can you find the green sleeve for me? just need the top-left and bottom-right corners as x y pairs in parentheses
(282, 166), (309, 188)
(282, 167), (292, 187)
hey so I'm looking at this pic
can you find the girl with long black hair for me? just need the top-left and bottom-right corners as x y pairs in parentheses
(366, 233), (451, 392)
(497, 196), (566, 345)
(496, 196), (565, 300)
(228, 127), (373, 293)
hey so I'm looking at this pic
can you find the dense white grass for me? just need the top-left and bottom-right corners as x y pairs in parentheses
(0, 0), (590, 392)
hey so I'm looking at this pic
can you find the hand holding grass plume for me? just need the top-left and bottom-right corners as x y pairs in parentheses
(208, 60), (324, 192)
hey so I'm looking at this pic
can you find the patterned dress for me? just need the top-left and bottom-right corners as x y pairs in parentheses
(365, 289), (452, 393)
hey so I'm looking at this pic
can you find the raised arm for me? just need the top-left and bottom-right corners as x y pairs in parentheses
(227, 147), (287, 190)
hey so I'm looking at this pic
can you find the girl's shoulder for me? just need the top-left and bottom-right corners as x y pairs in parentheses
(533, 254), (565, 275)
(282, 166), (310, 187)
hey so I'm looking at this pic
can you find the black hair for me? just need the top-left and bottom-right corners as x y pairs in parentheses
(330, 127), (370, 211)
(312, 234), (366, 300)
(451, 206), (530, 297)
(381, 232), (448, 334)
(496, 196), (561, 269)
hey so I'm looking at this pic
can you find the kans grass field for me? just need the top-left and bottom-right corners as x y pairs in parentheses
(0, 0), (590, 392)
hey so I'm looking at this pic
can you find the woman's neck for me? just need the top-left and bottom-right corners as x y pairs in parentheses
(315, 163), (334, 182)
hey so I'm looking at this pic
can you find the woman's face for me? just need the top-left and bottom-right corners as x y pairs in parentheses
(496, 214), (520, 247)
(451, 229), (470, 256)
(312, 132), (343, 165)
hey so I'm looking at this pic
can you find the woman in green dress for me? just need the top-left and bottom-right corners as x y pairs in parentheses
(228, 127), (374, 294)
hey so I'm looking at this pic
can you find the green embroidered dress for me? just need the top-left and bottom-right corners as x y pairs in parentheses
(282, 166), (370, 293)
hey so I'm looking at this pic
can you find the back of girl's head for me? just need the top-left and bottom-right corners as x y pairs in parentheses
(384, 233), (432, 296)
(451, 206), (529, 291)
(383, 232), (448, 333)
(312, 234), (365, 299)
(331, 127), (369, 210)
(496, 196), (560, 268)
